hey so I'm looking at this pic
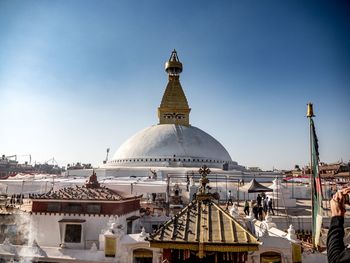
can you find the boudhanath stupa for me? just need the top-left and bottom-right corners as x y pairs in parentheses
(101, 50), (246, 178)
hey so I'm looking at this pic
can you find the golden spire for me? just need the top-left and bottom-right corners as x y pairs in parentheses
(158, 50), (191, 126)
(306, 102), (315, 118)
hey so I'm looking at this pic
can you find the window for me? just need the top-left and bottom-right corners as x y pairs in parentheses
(86, 204), (101, 214)
(127, 221), (133, 234)
(64, 224), (82, 243)
(47, 202), (61, 212)
(64, 203), (82, 213)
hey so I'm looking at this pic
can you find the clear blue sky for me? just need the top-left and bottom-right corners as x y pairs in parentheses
(0, 0), (349, 170)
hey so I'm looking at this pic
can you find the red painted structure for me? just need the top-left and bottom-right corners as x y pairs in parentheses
(30, 171), (141, 216)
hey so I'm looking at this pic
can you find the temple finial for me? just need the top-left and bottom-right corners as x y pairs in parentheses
(165, 49), (183, 76)
(198, 165), (210, 194)
(306, 102), (315, 118)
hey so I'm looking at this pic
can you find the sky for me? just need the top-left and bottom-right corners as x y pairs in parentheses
(0, 0), (349, 170)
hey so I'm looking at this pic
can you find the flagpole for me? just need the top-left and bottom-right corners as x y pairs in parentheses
(307, 102), (316, 250)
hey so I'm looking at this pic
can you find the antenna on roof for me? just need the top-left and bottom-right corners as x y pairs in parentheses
(103, 148), (110, 164)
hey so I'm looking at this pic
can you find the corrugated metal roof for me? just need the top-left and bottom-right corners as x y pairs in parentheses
(148, 195), (259, 252)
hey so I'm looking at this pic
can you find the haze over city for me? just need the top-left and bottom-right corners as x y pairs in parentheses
(0, 0), (349, 170)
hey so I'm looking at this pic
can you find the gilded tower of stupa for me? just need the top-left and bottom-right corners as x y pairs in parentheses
(158, 50), (191, 126)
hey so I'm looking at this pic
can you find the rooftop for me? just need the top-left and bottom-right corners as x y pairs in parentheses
(148, 166), (259, 253)
(30, 172), (133, 201)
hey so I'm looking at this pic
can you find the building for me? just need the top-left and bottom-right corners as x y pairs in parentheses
(29, 171), (142, 248)
(319, 162), (350, 180)
(148, 166), (260, 263)
(102, 50), (246, 178)
(0, 172), (164, 263)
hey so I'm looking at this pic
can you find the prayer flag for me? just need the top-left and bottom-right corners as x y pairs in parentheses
(310, 118), (323, 248)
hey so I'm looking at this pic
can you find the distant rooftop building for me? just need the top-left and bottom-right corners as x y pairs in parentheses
(319, 162), (350, 181)
(247, 167), (262, 172)
(299, 162), (350, 180)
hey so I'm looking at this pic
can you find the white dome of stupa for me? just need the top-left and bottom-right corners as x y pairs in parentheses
(109, 124), (234, 168)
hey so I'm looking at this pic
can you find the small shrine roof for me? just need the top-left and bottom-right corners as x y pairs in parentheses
(148, 166), (259, 253)
(31, 171), (136, 201)
(31, 185), (125, 201)
(148, 199), (259, 252)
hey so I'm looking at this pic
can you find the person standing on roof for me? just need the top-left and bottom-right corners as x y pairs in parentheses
(263, 197), (268, 213)
(257, 194), (262, 206)
(244, 200), (250, 215)
(268, 197), (274, 215)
